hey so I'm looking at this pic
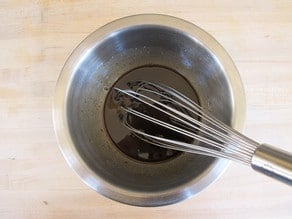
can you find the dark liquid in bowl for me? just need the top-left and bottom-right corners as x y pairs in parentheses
(104, 65), (199, 162)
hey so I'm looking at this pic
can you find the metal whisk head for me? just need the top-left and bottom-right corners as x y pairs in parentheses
(114, 81), (260, 165)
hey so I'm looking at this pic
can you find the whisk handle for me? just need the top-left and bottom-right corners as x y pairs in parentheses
(251, 144), (292, 185)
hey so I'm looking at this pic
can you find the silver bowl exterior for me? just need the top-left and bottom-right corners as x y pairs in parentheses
(53, 14), (246, 206)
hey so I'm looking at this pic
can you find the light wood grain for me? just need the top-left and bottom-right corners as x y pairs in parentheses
(0, 0), (291, 218)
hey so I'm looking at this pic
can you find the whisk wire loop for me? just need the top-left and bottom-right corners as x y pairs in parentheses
(114, 81), (260, 165)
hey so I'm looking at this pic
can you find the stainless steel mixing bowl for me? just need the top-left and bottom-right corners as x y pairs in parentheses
(53, 14), (246, 206)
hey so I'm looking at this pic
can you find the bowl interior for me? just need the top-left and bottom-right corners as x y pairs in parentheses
(60, 19), (239, 206)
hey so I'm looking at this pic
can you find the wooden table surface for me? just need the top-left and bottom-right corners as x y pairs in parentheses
(0, 0), (291, 218)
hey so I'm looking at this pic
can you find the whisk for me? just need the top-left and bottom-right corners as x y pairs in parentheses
(114, 81), (292, 185)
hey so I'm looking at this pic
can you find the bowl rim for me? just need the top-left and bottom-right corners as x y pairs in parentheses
(52, 14), (246, 206)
